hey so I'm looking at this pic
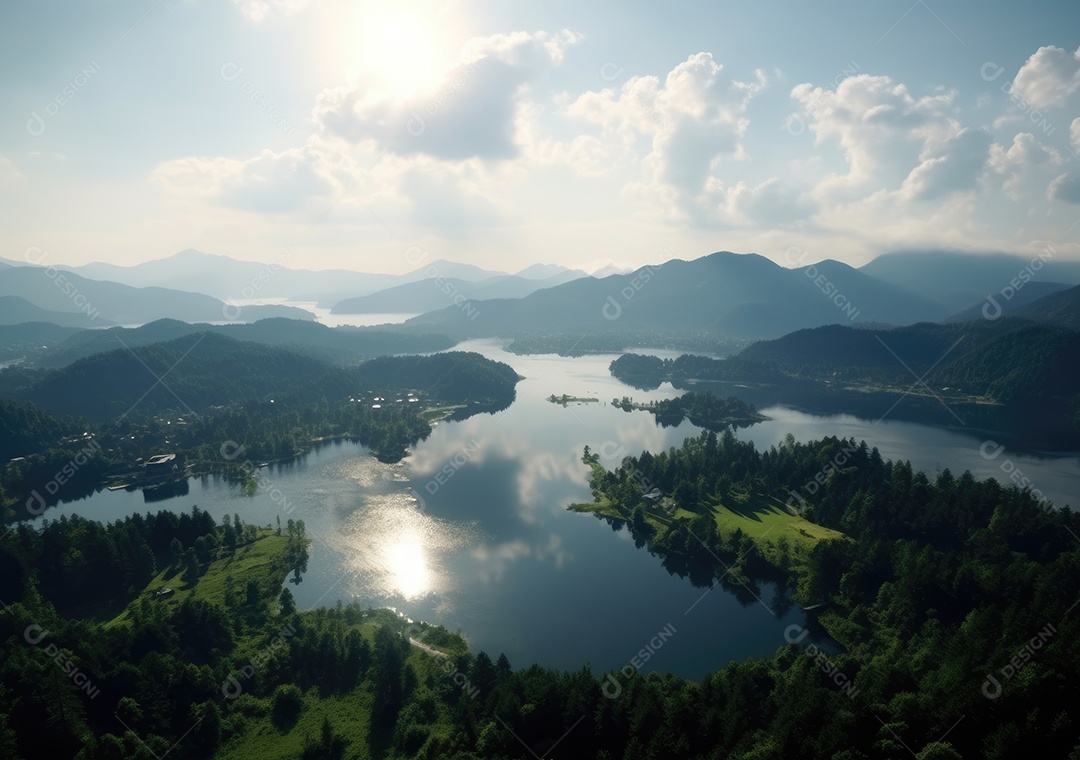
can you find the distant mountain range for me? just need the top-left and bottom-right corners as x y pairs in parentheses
(946, 281), (1071, 322)
(858, 250), (1080, 309)
(2, 249), (586, 308)
(0, 265), (314, 325)
(16, 249), (403, 304)
(331, 270), (585, 314)
(0, 295), (112, 327)
(3, 248), (1079, 343)
(398, 252), (937, 339)
(599, 275), (1077, 446)
(396, 250), (1080, 340)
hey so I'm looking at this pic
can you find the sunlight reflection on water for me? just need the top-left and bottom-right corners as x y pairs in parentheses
(334, 482), (486, 604)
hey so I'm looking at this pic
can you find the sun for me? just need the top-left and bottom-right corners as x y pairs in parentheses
(350, 7), (443, 98)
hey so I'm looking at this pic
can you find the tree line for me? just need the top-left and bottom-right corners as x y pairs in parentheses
(0, 431), (1077, 757)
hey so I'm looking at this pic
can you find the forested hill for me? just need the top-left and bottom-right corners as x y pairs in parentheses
(609, 352), (787, 389)
(32, 317), (456, 368)
(738, 319), (1080, 403)
(0, 334), (521, 422)
(0, 322), (85, 363)
(357, 352), (523, 404)
(0, 399), (87, 462)
(612, 318), (1080, 404)
(5, 333), (328, 422)
(1008, 283), (1080, 331)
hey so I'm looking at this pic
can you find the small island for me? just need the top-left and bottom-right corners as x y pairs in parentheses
(613, 391), (769, 431)
(547, 393), (600, 406)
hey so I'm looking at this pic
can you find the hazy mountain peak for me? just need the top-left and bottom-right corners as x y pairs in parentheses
(404, 259), (509, 281)
(514, 263), (583, 279)
(588, 262), (636, 277)
(698, 250), (779, 271)
(802, 258), (855, 273)
(859, 248), (1080, 310)
(172, 248), (233, 262)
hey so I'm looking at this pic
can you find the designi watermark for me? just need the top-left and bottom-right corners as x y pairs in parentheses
(601, 623), (676, 698)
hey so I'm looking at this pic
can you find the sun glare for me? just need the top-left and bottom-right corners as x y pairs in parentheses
(351, 8), (443, 98)
(385, 534), (432, 600)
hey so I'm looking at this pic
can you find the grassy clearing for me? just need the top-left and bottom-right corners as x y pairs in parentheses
(216, 688), (377, 760)
(419, 404), (466, 423)
(567, 495), (617, 516)
(106, 531), (290, 628)
(104, 533), (469, 758)
(569, 488), (846, 565)
(712, 490), (845, 551)
(217, 611), (469, 760)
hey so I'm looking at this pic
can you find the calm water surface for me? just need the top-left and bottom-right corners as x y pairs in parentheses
(34, 339), (1079, 679)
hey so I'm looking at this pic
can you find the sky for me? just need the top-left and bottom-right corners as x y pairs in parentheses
(1, 0), (1079, 275)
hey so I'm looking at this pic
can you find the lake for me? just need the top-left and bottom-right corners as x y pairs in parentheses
(221, 297), (419, 328)
(33, 340), (1079, 680)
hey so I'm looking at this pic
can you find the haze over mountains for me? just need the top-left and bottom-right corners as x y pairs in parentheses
(0, 295), (106, 328)
(330, 269), (585, 314)
(0, 264), (314, 326)
(400, 250), (1080, 340)
(2, 249), (588, 311)
(858, 250), (1080, 307)
(3, 248), (1079, 344)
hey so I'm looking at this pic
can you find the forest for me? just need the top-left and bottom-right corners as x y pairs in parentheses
(609, 316), (1080, 406)
(0, 431), (1076, 758)
(0, 348), (521, 522)
(609, 352), (786, 391)
(611, 392), (767, 432)
(0, 335), (520, 423)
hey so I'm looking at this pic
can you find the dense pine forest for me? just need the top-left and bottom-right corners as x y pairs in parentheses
(1, 431), (1076, 758)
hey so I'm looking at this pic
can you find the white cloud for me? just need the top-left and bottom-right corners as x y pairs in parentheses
(1048, 172), (1080, 205)
(149, 30), (591, 233)
(1072, 117), (1080, 152)
(708, 177), (816, 227)
(152, 147), (333, 213)
(791, 75), (959, 197)
(565, 52), (767, 218)
(461, 29), (582, 67)
(1010, 45), (1080, 109)
(774, 67), (1080, 252)
(987, 132), (1063, 199)
(399, 167), (504, 231)
(141, 36), (1080, 267)
(900, 127), (991, 201)
(646, 54), (768, 201)
(313, 30), (581, 162)
(151, 132), (517, 238)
